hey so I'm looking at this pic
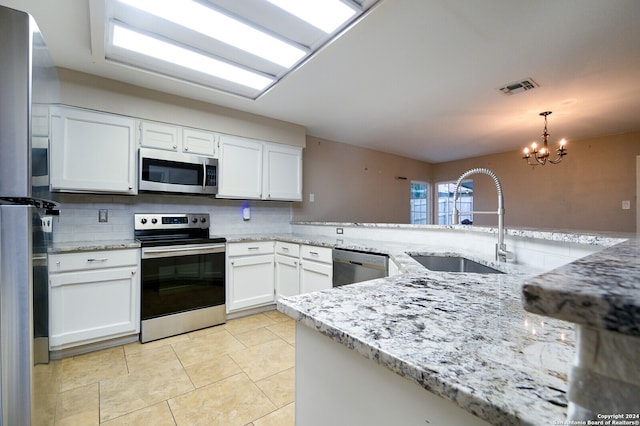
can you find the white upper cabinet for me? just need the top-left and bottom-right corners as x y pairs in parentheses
(140, 120), (218, 157)
(217, 134), (303, 201)
(217, 134), (264, 199)
(139, 121), (180, 152)
(183, 128), (218, 157)
(263, 143), (302, 201)
(50, 106), (137, 195)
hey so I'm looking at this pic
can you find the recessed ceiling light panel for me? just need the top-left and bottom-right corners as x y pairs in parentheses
(265, 0), (358, 33)
(110, 23), (274, 91)
(93, 0), (379, 99)
(118, 0), (307, 68)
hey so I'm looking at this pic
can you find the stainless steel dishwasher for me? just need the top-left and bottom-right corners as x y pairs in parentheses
(332, 248), (388, 287)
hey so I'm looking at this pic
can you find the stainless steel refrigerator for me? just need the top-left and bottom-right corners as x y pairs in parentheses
(0, 5), (59, 425)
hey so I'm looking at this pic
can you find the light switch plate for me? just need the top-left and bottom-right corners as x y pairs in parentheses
(98, 209), (108, 223)
(622, 200), (631, 210)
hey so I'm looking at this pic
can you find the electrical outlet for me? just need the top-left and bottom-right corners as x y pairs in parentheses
(336, 227), (343, 234)
(98, 209), (108, 223)
(622, 200), (631, 210)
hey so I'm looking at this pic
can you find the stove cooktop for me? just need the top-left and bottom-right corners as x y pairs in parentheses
(134, 213), (226, 246)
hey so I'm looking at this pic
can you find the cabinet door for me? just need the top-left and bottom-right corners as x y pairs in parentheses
(263, 143), (302, 201)
(140, 121), (180, 151)
(217, 134), (263, 199)
(227, 254), (274, 312)
(50, 106), (136, 194)
(275, 254), (300, 298)
(49, 267), (140, 349)
(183, 128), (217, 157)
(300, 260), (333, 294)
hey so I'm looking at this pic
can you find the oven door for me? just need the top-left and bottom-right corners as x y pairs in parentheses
(140, 243), (225, 321)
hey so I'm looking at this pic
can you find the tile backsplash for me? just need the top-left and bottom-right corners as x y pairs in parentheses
(50, 193), (293, 243)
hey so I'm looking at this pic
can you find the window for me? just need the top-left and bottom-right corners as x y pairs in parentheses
(437, 181), (473, 225)
(410, 181), (428, 224)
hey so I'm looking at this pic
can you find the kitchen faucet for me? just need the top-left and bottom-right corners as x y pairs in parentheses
(451, 168), (513, 262)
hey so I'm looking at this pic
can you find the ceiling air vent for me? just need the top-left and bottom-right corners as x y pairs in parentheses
(498, 78), (538, 95)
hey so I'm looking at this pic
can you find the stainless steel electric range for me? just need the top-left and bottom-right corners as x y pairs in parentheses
(134, 213), (226, 343)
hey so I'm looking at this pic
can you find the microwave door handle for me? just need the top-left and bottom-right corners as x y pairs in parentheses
(202, 161), (207, 190)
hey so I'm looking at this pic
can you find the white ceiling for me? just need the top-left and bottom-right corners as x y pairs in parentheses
(3, 0), (640, 163)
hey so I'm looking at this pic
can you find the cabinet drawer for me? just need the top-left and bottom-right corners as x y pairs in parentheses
(275, 241), (300, 257)
(49, 249), (138, 273)
(227, 241), (274, 257)
(300, 245), (332, 264)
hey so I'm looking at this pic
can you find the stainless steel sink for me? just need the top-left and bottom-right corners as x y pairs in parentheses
(410, 255), (504, 274)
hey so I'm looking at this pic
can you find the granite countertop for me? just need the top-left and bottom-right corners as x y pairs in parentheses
(271, 231), (578, 426)
(278, 266), (572, 426)
(271, 226), (638, 424)
(292, 222), (627, 246)
(523, 238), (640, 337)
(48, 239), (140, 254)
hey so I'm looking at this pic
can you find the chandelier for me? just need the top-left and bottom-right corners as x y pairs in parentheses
(522, 111), (567, 165)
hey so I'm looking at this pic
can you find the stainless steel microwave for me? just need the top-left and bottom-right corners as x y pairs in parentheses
(139, 148), (218, 195)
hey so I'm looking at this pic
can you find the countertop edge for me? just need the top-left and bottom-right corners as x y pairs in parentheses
(521, 238), (640, 337)
(48, 240), (141, 253)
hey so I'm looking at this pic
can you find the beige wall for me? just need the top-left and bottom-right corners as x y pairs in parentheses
(294, 132), (639, 233)
(433, 132), (640, 232)
(56, 68), (306, 147)
(292, 136), (433, 223)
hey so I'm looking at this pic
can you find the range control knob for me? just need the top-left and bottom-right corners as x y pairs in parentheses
(151, 218), (158, 224)
(140, 218), (147, 224)
(192, 218), (198, 223)
(200, 217), (207, 223)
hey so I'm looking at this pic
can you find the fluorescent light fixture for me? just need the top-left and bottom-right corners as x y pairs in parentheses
(265, 0), (358, 33)
(118, 0), (306, 68)
(111, 24), (274, 90)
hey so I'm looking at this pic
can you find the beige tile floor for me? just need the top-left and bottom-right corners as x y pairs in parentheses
(33, 310), (296, 426)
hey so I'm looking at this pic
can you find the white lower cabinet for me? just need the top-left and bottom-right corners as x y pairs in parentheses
(48, 249), (140, 350)
(228, 242), (333, 314)
(299, 245), (333, 293)
(275, 242), (301, 298)
(227, 242), (275, 312)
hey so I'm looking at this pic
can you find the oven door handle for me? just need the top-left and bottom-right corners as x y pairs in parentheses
(142, 244), (226, 258)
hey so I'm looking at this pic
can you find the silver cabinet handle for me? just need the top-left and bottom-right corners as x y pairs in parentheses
(248, 247), (260, 250)
(309, 251), (319, 256)
(87, 258), (108, 262)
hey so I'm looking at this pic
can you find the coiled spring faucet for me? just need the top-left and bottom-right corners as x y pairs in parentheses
(451, 168), (513, 262)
